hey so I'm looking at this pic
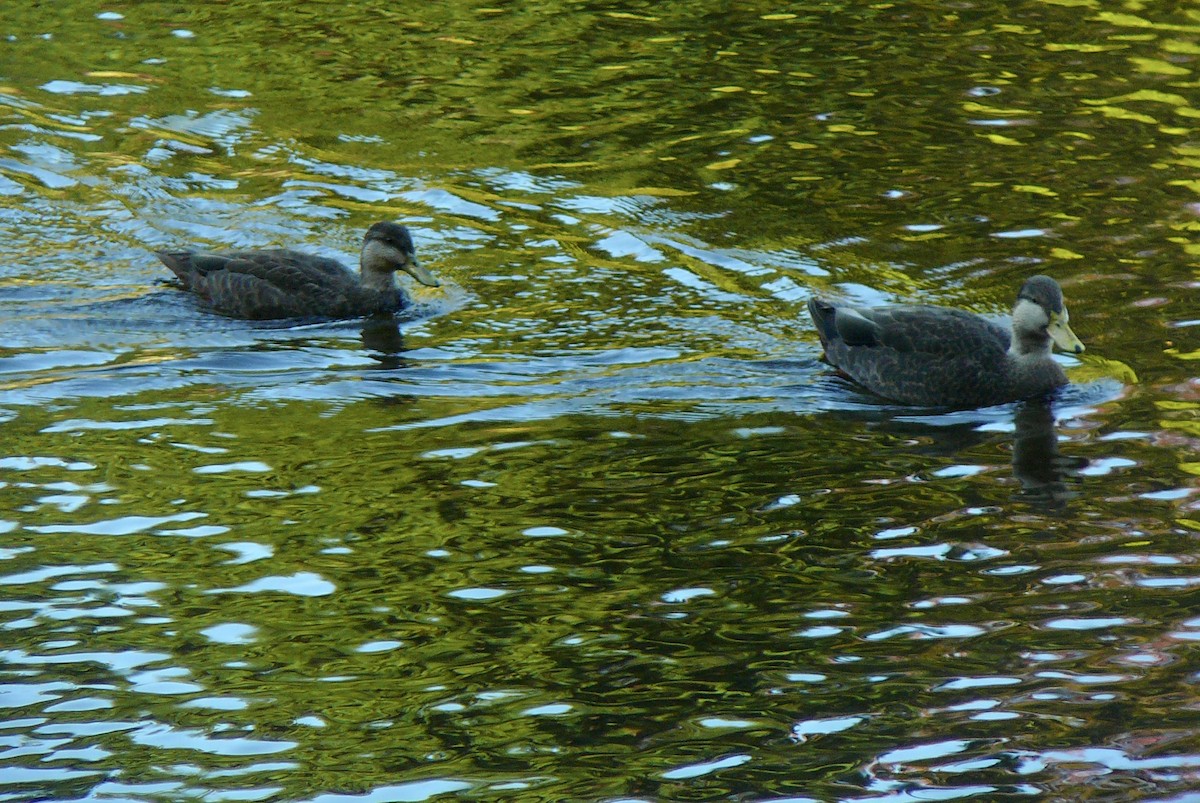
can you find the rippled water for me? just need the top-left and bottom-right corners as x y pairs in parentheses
(2, 2), (1200, 801)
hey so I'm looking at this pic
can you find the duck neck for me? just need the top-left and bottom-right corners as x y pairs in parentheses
(1008, 329), (1052, 361)
(359, 241), (398, 294)
(359, 267), (397, 294)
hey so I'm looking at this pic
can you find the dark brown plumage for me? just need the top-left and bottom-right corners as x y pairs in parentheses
(157, 221), (439, 320)
(808, 275), (1085, 409)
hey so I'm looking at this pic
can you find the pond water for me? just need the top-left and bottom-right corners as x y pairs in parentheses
(2, 1), (1199, 801)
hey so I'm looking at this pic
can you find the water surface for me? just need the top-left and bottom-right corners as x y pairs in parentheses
(1, 1), (1198, 801)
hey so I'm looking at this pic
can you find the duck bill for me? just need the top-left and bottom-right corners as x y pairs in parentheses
(402, 259), (441, 288)
(1049, 311), (1084, 355)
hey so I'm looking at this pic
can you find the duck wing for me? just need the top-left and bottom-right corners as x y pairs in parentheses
(847, 305), (1009, 356)
(156, 249), (366, 319)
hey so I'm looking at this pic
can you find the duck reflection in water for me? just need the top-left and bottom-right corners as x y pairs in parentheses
(360, 313), (412, 370)
(825, 396), (1088, 509)
(1011, 399), (1088, 506)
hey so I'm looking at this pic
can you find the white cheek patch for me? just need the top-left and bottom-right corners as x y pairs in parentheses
(1014, 298), (1049, 330)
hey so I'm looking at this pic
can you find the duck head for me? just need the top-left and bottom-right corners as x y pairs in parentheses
(361, 221), (441, 288)
(1011, 275), (1084, 356)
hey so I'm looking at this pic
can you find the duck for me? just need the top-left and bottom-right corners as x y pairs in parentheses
(156, 221), (440, 320)
(807, 275), (1085, 409)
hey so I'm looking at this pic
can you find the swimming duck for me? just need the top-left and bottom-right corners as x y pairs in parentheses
(156, 221), (440, 320)
(808, 275), (1084, 409)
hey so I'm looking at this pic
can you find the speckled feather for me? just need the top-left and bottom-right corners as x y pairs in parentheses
(808, 292), (1070, 409)
(157, 247), (405, 320)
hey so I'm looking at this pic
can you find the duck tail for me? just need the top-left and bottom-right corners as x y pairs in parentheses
(807, 297), (837, 346)
(155, 251), (197, 288)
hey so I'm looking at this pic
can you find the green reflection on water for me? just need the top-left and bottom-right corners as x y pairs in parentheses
(2, 387), (1195, 798)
